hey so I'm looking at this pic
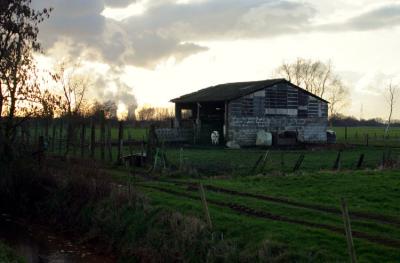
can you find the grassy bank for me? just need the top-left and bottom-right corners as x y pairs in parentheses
(1, 157), (308, 262)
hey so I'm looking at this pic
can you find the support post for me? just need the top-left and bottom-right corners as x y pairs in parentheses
(174, 103), (182, 128)
(224, 101), (229, 141)
(195, 102), (201, 144)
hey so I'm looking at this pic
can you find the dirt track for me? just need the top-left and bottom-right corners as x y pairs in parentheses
(163, 179), (400, 227)
(139, 184), (400, 250)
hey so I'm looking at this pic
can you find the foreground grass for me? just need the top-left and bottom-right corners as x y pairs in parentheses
(0, 242), (25, 263)
(131, 169), (400, 262)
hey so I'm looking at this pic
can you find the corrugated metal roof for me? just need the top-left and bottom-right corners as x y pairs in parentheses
(171, 79), (329, 103)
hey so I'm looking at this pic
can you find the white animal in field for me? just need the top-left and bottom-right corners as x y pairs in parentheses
(211, 131), (219, 145)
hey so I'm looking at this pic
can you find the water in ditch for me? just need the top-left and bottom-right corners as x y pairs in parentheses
(0, 213), (116, 263)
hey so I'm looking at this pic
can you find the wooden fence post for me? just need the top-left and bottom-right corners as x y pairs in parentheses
(250, 154), (263, 174)
(293, 153), (305, 172)
(179, 147), (183, 171)
(199, 183), (212, 230)
(34, 120), (38, 145)
(333, 150), (342, 170)
(117, 120), (124, 164)
(58, 120), (63, 154)
(51, 122), (56, 152)
(25, 120), (31, 146)
(340, 198), (357, 263)
(345, 126), (348, 142)
(90, 119), (96, 158)
(356, 154), (364, 169)
(100, 111), (105, 161)
(365, 134), (369, 147)
(80, 123), (86, 158)
(259, 150), (270, 173)
(107, 123), (113, 162)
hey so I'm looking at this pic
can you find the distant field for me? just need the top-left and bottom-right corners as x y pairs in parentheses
(332, 126), (400, 146)
(28, 124), (400, 174)
(121, 170), (400, 262)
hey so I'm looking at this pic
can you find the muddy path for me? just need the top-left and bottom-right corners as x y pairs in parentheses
(138, 184), (400, 250)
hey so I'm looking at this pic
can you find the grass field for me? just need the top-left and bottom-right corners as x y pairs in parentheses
(20, 123), (400, 261)
(124, 170), (400, 262)
(332, 126), (400, 146)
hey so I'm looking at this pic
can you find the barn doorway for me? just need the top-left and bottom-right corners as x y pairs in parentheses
(198, 102), (225, 145)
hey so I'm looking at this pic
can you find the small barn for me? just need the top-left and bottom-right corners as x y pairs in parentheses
(170, 78), (329, 146)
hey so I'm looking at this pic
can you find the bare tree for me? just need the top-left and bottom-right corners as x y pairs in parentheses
(275, 58), (349, 117)
(51, 61), (93, 154)
(52, 62), (92, 117)
(384, 81), (398, 138)
(136, 106), (174, 121)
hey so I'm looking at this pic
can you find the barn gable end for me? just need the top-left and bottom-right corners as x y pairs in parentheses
(227, 82), (328, 145)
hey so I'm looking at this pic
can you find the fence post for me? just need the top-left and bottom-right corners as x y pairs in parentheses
(58, 120), (63, 154)
(80, 123), (86, 158)
(34, 120), (38, 145)
(51, 121), (56, 152)
(340, 198), (357, 263)
(179, 148), (183, 171)
(259, 150), (270, 173)
(90, 119), (96, 158)
(100, 111), (105, 161)
(293, 153), (305, 172)
(25, 120), (31, 146)
(365, 134), (369, 147)
(117, 120), (124, 165)
(199, 183), (212, 230)
(356, 154), (364, 169)
(107, 122), (113, 162)
(345, 126), (348, 142)
(333, 150), (342, 170)
(250, 154), (263, 174)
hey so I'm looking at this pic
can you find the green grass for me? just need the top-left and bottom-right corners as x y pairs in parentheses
(332, 126), (400, 146)
(0, 242), (25, 263)
(130, 170), (400, 262)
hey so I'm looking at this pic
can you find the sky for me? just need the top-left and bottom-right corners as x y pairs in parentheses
(32, 0), (400, 119)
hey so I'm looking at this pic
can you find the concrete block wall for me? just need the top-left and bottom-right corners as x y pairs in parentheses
(227, 116), (327, 146)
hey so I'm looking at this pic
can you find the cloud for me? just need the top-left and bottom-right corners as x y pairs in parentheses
(104, 0), (136, 8)
(320, 3), (400, 32)
(33, 0), (315, 68)
(347, 4), (400, 30)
